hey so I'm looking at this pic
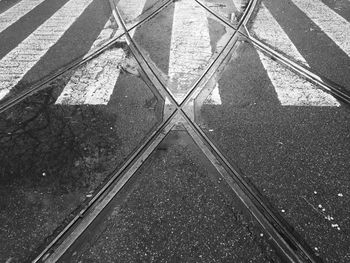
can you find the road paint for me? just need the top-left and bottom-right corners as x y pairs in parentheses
(168, 0), (213, 103)
(0, 0), (94, 101)
(0, 0), (46, 34)
(56, 18), (123, 105)
(231, 0), (243, 12)
(204, 83), (222, 105)
(117, 0), (145, 23)
(252, 4), (339, 106)
(56, 0), (147, 105)
(291, 0), (350, 57)
(252, 4), (309, 67)
(258, 51), (339, 106)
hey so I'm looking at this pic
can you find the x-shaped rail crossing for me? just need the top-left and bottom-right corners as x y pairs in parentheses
(33, 0), (350, 262)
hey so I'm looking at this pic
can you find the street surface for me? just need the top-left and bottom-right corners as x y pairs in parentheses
(0, 0), (349, 262)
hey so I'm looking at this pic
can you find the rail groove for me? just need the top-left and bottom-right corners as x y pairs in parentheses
(196, 0), (350, 105)
(32, 1), (329, 262)
(0, 0), (173, 114)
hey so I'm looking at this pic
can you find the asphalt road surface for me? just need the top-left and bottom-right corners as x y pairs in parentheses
(0, 0), (349, 262)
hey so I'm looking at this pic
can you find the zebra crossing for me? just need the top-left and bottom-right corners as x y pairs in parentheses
(0, 0), (348, 107)
(0, 0), (46, 34)
(168, 0), (213, 103)
(56, 0), (147, 105)
(291, 0), (350, 57)
(251, 3), (339, 106)
(0, 0), (94, 100)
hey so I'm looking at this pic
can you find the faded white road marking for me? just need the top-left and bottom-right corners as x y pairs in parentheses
(204, 83), (222, 105)
(168, 0), (213, 103)
(231, 0), (243, 11)
(56, 0), (146, 105)
(251, 4), (339, 106)
(0, 0), (94, 100)
(258, 52), (339, 106)
(231, 0), (250, 14)
(117, 0), (145, 23)
(55, 18), (122, 105)
(252, 4), (309, 67)
(291, 0), (350, 57)
(0, 0), (46, 34)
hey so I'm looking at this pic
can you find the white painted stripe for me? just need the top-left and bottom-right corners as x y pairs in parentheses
(0, 0), (94, 101)
(204, 83), (222, 105)
(56, 48), (125, 105)
(252, 4), (339, 106)
(0, 0), (46, 34)
(258, 51), (340, 106)
(168, 0), (212, 103)
(118, 0), (145, 23)
(56, 18), (122, 105)
(165, 96), (171, 105)
(258, 51), (339, 106)
(252, 4), (308, 67)
(56, 0), (146, 105)
(231, 0), (243, 11)
(291, 0), (350, 57)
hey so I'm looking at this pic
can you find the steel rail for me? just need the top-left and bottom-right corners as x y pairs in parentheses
(244, 28), (350, 105)
(96, 0), (320, 262)
(190, 2), (324, 262)
(32, 90), (175, 262)
(0, 0), (173, 114)
(33, 0), (245, 261)
(108, 0), (178, 107)
(195, 0), (350, 105)
(33, 107), (175, 262)
(32, 0), (324, 262)
(30, 3), (175, 260)
(180, 106), (321, 262)
(181, 113), (305, 262)
(40, 111), (178, 262)
(113, 0), (242, 110)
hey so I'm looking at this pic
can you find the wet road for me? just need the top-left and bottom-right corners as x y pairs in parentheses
(195, 40), (350, 262)
(0, 0), (349, 262)
(249, 0), (350, 91)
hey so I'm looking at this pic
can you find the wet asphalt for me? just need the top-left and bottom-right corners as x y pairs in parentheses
(0, 47), (163, 261)
(196, 40), (350, 262)
(250, 0), (350, 91)
(61, 130), (282, 263)
(0, 0), (113, 107)
(0, 0), (349, 262)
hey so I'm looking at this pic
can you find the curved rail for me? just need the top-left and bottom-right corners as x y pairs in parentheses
(0, 0), (173, 114)
(32, 1), (326, 262)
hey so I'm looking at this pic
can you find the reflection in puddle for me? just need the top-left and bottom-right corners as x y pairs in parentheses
(0, 61), (162, 260)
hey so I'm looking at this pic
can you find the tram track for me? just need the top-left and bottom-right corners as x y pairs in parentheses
(29, 0), (330, 262)
(33, 0), (243, 260)
(114, 0), (322, 261)
(0, 0), (173, 114)
(243, 28), (350, 105)
(195, 0), (350, 105)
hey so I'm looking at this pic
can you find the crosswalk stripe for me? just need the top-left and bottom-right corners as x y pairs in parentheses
(201, 0), (244, 105)
(56, 0), (147, 105)
(0, 0), (344, 107)
(117, 0), (145, 23)
(251, 4), (339, 106)
(252, 4), (308, 67)
(0, 0), (46, 34)
(55, 18), (123, 105)
(0, 0), (94, 101)
(291, 0), (350, 57)
(204, 83), (222, 105)
(168, 0), (213, 103)
(231, 0), (244, 11)
(258, 52), (340, 106)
